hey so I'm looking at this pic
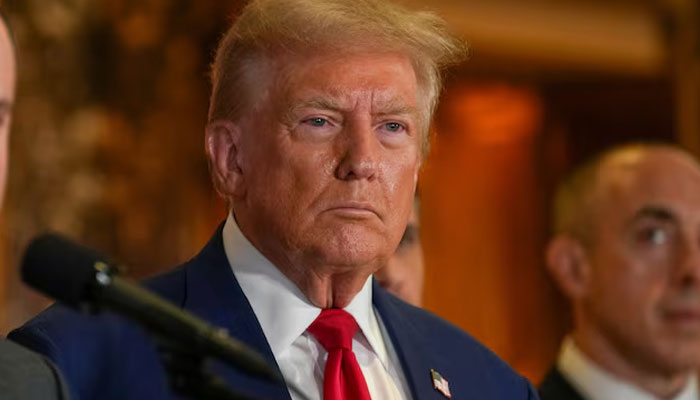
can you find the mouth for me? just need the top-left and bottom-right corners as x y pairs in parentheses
(663, 307), (700, 328)
(665, 308), (700, 318)
(325, 203), (380, 219)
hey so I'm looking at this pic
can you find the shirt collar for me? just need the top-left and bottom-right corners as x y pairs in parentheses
(222, 213), (389, 365)
(557, 336), (698, 400)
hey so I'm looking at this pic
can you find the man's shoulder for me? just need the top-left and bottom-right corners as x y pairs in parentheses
(374, 287), (538, 399)
(388, 295), (522, 370)
(7, 260), (195, 400)
(380, 294), (473, 343)
(7, 226), (229, 386)
(0, 339), (70, 400)
(10, 258), (193, 349)
(142, 263), (189, 304)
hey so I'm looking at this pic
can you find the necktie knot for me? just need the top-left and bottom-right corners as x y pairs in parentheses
(306, 308), (371, 400)
(308, 308), (358, 351)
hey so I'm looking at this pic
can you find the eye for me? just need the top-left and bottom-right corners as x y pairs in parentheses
(384, 122), (405, 132)
(304, 117), (328, 127)
(637, 227), (669, 245)
(649, 229), (668, 245)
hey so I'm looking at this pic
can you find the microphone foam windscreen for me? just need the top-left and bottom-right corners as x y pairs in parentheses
(21, 233), (106, 305)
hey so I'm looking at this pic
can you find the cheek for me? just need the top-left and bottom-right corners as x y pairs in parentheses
(616, 251), (670, 303)
(381, 150), (419, 193)
(592, 258), (667, 331)
(383, 161), (419, 222)
(297, 148), (336, 183)
(378, 160), (418, 242)
(280, 147), (337, 209)
(252, 143), (335, 223)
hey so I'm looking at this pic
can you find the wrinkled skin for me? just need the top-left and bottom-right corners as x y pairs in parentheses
(208, 51), (422, 308)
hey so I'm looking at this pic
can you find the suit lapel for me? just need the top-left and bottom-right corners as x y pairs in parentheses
(178, 227), (461, 400)
(373, 280), (453, 400)
(180, 226), (292, 400)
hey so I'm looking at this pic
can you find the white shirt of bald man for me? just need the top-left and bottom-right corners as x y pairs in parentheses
(558, 337), (699, 400)
(222, 213), (412, 400)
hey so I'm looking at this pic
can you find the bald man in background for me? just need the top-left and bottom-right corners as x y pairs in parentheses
(0, 10), (71, 400)
(541, 144), (700, 400)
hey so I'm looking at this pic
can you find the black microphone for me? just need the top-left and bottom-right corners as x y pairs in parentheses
(21, 233), (283, 385)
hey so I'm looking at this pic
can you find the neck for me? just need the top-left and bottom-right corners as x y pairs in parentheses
(261, 247), (375, 308)
(291, 267), (372, 308)
(233, 211), (377, 308)
(572, 327), (692, 399)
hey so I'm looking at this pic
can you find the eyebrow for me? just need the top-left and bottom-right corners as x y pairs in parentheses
(628, 205), (678, 226)
(291, 98), (345, 113)
(289, 97), (419, 118)
(374, 101), (420, 118)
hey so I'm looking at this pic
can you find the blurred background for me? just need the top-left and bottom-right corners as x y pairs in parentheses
(0, 0), (698, 385)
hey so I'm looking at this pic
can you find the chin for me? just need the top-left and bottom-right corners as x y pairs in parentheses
(297, 220), (397, 266)
(315, 234), (389, 267)
(323, 245), (386, 267)
(652, 339), (700, 373)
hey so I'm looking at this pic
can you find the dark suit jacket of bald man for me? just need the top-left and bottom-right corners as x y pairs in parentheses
(9, 224), (539, 400)
(539, 366), (700, 400)
(538, 367), (586, 400)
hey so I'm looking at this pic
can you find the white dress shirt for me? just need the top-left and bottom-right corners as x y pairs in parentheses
(222, 214), (412, 400)
(557, 337), (699, 400)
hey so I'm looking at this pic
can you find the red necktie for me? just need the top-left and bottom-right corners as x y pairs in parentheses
(307, 309), (372, 400)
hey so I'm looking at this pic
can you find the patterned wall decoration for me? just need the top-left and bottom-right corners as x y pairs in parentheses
(1, 0), (242, 330)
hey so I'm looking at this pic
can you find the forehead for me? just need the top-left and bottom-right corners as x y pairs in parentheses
(598, 150), (700, 223)
(271, 51), (420, 110)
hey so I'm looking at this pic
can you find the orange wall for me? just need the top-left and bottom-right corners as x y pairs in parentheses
(421, 82), (568, 383)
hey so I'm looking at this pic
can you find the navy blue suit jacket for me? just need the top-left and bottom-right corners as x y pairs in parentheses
(10, 226), (538, 400)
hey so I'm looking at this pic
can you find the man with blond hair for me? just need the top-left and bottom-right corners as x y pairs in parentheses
(11, 0), (537, 399)
(541, 143), (700, 400)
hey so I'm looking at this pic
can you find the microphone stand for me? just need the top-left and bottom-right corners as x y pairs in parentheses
(21, 233), (312, 400)
(89, 264), (277, 399)
(157, 338), (262, 400)
(91, 269), (312, 400)
(155, 334), (311, 400)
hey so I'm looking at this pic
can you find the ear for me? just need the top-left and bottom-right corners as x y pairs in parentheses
(545, 235), (592, 300)
(205, 120), (246, 199)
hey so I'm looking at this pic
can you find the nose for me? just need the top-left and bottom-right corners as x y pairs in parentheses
(335, 119), (379, 181)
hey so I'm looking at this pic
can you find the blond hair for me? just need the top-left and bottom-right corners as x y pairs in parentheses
(208, 0), (467, 152)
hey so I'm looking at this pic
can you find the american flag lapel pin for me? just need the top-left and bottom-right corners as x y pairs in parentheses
(430, 368), (452, 398)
